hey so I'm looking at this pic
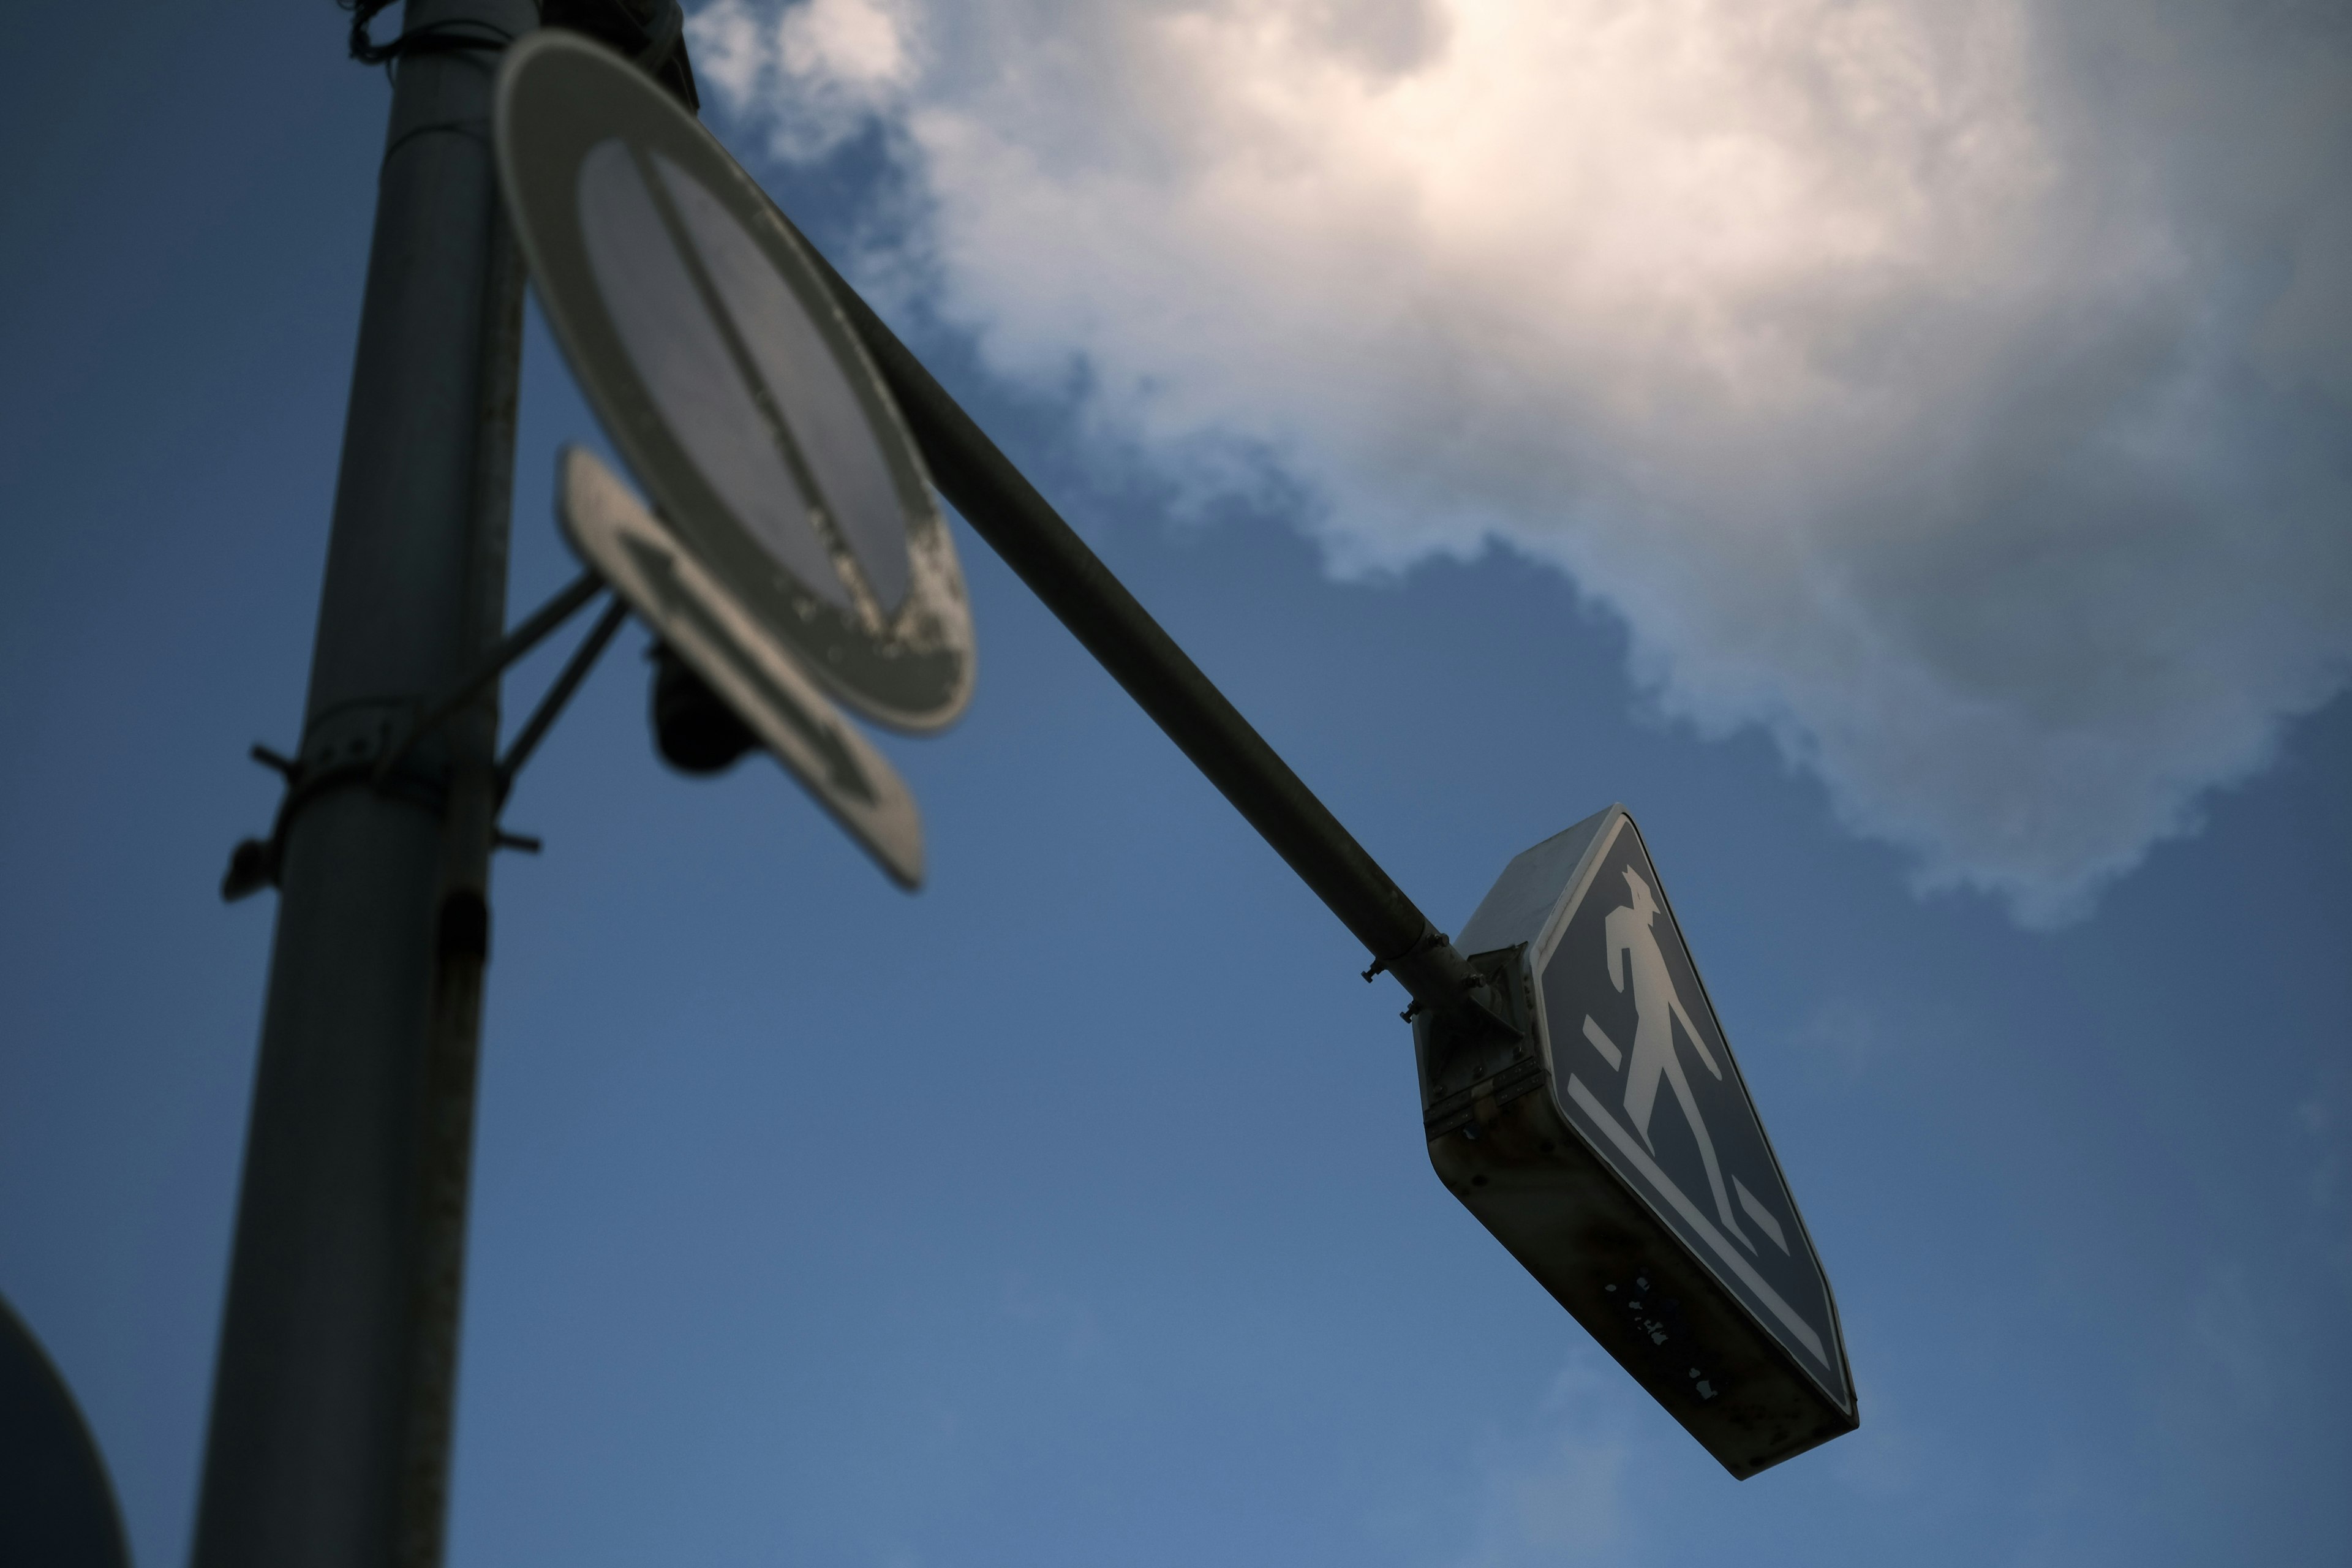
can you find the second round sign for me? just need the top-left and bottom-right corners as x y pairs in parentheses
(495, 31), (973, 732)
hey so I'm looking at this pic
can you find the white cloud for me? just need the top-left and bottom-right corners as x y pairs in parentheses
(996, 1272), (1106, 1362)
(1791, 998), (1887, 1078)
(1457, 1427), (1630, 1568)
(690, 0), (2352, 924)
(690, 0), (917, 159)
(1443, 1354), (1643, 1568)
(2186, 1263), (2277, 1415)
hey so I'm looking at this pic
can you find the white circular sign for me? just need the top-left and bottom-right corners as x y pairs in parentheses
(497, 32), (973, 731)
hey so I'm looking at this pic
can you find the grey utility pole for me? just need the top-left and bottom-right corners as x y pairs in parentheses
(194, 3), (537, 1565)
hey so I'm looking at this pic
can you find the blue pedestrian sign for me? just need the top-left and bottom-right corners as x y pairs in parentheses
(1420, 804), (1856, 1476)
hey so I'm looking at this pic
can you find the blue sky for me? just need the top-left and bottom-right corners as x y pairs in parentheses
(2, 4), (2348, 1566)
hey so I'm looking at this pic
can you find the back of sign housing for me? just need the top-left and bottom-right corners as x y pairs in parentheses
(1415, 806), (1858, 1479)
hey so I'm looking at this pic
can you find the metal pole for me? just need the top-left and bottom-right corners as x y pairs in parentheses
(793, 245), (1494, 1020)
(194, 4), (535, 1565)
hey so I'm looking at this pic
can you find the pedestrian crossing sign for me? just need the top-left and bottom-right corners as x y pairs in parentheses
(1419, 805), (1857, 1476)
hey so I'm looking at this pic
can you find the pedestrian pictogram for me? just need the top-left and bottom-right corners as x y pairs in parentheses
(1598, 865), (1752, 1252)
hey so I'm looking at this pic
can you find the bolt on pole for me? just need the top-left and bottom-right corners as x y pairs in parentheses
(192, 4), (537, 1565)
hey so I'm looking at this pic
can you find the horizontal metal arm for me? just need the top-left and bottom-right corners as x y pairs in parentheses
(801, 238), (1490, 1019)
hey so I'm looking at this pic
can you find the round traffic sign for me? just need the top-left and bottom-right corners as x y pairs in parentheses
(496, 31), (973, 731)
(0, 1294), (129, 1568)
